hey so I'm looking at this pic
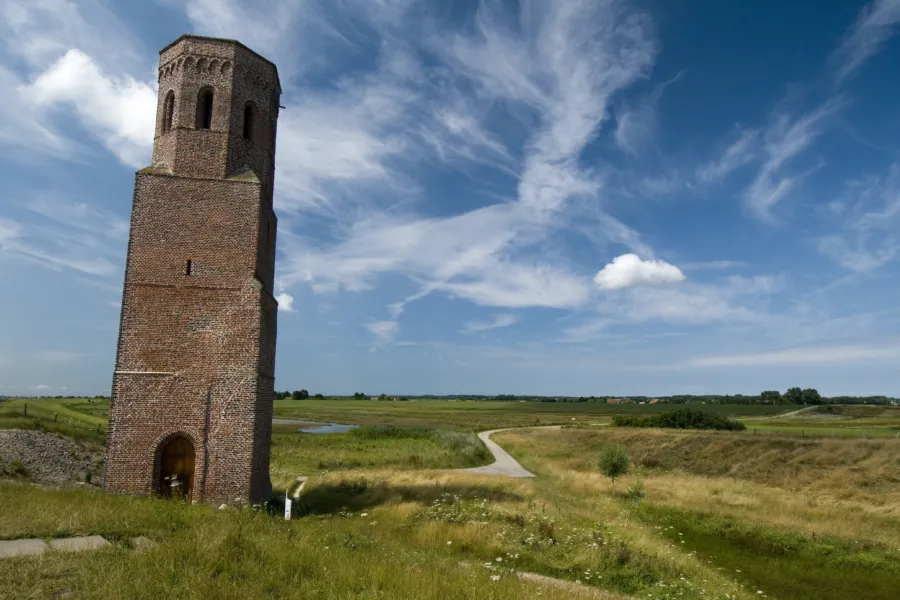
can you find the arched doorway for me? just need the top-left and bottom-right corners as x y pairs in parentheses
(157, 435), (195, 501)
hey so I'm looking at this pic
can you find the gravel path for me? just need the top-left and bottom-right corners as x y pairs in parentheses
(460, 426), (560, 478)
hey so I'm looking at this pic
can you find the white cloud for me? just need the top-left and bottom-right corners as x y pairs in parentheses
(29, 384), (50, 391)
(460, 314), (519, 334)
(832, 0), (900, 84)
(24, 49), (156, 168)
(0, 0), (154, 164)
(690, 341), (900, 367)
(593, 254), (685, 290)
(275, 293), (295, 312)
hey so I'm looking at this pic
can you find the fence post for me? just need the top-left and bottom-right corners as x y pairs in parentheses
(96, 423), (101, 434)
(23, 404), (27, 417)
(54, 413), (58, 423)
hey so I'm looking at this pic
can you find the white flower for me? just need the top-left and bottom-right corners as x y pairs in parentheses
(490, 575), (500, 582)
(495, 557), (503, 562)
(360, 513), (368, 517)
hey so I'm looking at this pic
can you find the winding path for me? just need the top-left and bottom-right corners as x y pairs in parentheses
(460, 426), (560, 478)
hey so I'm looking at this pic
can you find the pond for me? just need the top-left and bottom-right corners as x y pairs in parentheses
(300, 423), (359, 434)
(272, 418), (358, 434)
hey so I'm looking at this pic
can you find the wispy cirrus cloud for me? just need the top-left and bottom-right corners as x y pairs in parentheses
(279, 0), (659, 320)
(818, 163), (900, 272)
(831, 0), (900, 84)
(690, 340), (900, 367)
(743, 100), (842, 221)
(460, 313), (519, 334)
(695, 129), (758, 184)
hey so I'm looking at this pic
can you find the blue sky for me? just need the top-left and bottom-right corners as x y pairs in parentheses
(2, 0), (900, 397)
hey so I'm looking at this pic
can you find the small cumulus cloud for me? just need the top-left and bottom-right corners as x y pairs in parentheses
(275, 293), (295, 312)
(594, 254), (685, 290)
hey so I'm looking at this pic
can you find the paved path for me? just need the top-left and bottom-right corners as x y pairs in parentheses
(0, 535), (152, 559)
(460, 426), (560, 478)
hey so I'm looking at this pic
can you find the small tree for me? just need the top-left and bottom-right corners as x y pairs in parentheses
(598, 444), (630, 487)
(801, 388), (821, 405)
(784, 387), (803, 404)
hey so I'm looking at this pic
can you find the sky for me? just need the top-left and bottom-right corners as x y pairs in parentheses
(2, 0), (900, 398)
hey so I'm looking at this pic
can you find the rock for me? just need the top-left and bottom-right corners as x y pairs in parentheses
(0, 430), (104, 486)
(0, 539), (49, 558)
(49, 536), (110, 552)
(131, 536), (158, 552)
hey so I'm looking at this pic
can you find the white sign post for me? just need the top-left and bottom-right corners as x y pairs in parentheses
(284, 496), (292, 520)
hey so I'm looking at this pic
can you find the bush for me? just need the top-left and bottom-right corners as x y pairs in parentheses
(612, 408), (746, 431)
(5, 459), (29, 478)
(625, 480), (646, 507)
(598, 444), (630, 485)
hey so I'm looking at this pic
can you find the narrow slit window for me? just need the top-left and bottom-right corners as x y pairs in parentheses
(243, 103), (255, 141)
(197, 89), (214, 130)
(185, 260), (193, 276)
(163, 91), (175, 133)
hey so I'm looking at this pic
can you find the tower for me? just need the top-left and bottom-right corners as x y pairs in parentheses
(104, 35), (281, 504)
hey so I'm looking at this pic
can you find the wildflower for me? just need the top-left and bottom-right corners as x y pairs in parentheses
(490, 575), (500, 582)
(447, 541), (453, 545)
(496, 557), (503, 562)
(361, 513), (368, 517)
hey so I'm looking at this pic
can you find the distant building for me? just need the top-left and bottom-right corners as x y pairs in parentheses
(608, 398), (623, 404)
(649, 398), (660, 404)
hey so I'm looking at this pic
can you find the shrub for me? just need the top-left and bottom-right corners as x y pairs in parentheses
(598, 444), (630, 485)
(612, 408), (746, 431)
(625, 480), (646, 507)
(7, 459), (29, 478)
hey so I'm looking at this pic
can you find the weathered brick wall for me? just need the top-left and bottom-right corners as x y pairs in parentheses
(105, 35), (281, 505)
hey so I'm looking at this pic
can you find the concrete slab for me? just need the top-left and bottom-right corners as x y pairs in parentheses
(0, 538), (49, 558)
(49, 536), (110, 552)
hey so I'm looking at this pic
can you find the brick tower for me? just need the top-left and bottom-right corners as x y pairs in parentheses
(104, 35), (281, 504)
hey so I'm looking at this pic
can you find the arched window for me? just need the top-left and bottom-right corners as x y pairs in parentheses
(162, 91), (175, 133)
(243, 102), (255, 141)
(196, 88), (214, 130)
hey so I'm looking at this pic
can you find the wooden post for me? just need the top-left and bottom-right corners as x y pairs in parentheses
(23, 404), (27, 417)
(54, 413), (58, 423)
(97, 423), (102, 433)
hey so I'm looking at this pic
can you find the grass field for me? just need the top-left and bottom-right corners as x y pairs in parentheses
(2, 398), (900, 599)
(270, 398), (788, 431)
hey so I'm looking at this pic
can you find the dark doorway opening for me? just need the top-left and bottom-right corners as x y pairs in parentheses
(157, 435), (196, 501)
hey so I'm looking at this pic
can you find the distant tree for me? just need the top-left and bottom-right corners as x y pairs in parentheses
(378, 393), (388, 401)
(299, 389), (309, 399)
(801, 388), (822, 405)
(314, 393), (324, 399)
(760, 390), (781, 404)
(353, 392), (367, 400)
(598, 444), (630, 487)
(784, 387), (804, 404)
(291, 390), (309, 400)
